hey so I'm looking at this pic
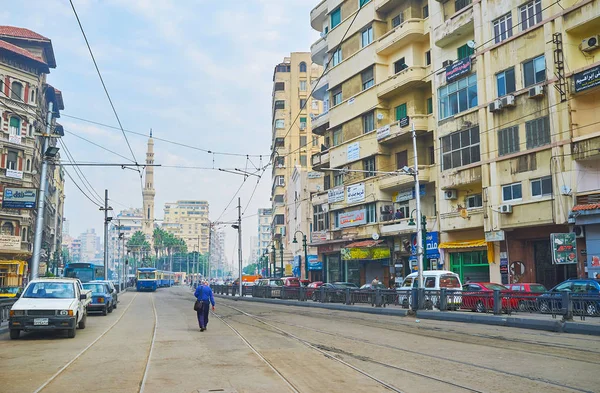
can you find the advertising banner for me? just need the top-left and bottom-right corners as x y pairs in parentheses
(6, 169), (23, 179)
(2, 187), (37, 209)
(346, 183), (365, 203)
(328, 187), (344, 203)
(339, 209), (366, 228)
(341, 246), (390, 261)
(446, 57), (471, 82)
(311, 231), (327, 243)
(307, 255), (322, 270)
(410, 232), (440, 258)
(551, 233), (577, 264)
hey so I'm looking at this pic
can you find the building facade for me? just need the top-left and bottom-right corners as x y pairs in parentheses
(108, 207), (143, 275)
(162, 200), (210, 254)
(78, 228), (100, 263)
(270, 53), (324, 279)
(256, 208), (271, 272)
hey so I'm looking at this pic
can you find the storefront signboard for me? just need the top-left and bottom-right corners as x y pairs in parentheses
(307, 255), (322, 270)
(573, 65), (600, 93)
(410, 231), (440, 258)
(346, 183), (365, 203)
(339, 209), (366, 228)
(551, 233), (577, 264)
(328, 187), (344, 203)
(485, 230), (505, 242)
(347, 142), (360, 162)
(377, 125), (390, 140)
(307, 171), (323, 179)
(341, 246), (390, 260)
(311, 231), (327, 243)
(2, 187), (37, 209)
(0, 235), (21, 251)
(6, 169), (23, 179)
(446, 57), (471, 82)
(394, 185), (426, 202)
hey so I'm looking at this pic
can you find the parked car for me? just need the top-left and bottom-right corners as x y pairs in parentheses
(0, 286), (23, 298)
(255, 278), (284, 298)
(397, 271), (462, 310)
(8, 278), (91, 339)
(332, 282), (359, 289)
(299, 279), (310, 287)
(505, 283), (547, 311)
(306, 281), (324, 299)
(359, 283), (387, 290)
(537, 279), (600, 316)
(461, 282), (518, 313)
(313, 282), (355, 303)
(90, 280), (118, 308)
(83, 282), (115, 315)
(282, 277), (301, 287)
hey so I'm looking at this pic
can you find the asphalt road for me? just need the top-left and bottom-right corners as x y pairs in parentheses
(1, 286), (598, 393)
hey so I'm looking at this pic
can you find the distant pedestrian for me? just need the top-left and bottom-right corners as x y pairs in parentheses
(194, 280), (215, 332)
(372, 276), (379, 286)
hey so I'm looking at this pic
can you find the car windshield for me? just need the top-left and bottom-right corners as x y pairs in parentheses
(270, 280), (284, 286)
(440, 275), (461, 288)
(529, 284), (547, 293)
(23, 282), (75, 299)
(83, 283), (107, 293)
(483, 283), (508, 291)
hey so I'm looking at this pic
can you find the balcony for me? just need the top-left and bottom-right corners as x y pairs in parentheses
(440, 208), (484, 231)
(330, 85), (378, 129)
(310, 0), (328, 31)
(439, 165), (482, 189)
(380, 216), (437, 235)
(377, 19), (427, 56)
(311, 111), (329, 134)
(379, 165), (432, 191)
(311, 36), (328, 65)
(377, 66), (429, 99)
(377, 114), (433, 145)
(311, 150), (330, 170)
(375, 0), (403, 14)
(564, 0), (600, 35)
(312, 73), (328, 101)
(434, 5), (474, 47)
(328, 44), (377, 89)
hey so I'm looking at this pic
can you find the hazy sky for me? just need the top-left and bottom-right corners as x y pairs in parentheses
(4, 0), (318, 265)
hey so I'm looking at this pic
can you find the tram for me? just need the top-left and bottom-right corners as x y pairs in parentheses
(136, 268), (174, 291)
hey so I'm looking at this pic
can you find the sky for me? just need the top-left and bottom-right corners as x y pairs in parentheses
(3, 0), (319, 268)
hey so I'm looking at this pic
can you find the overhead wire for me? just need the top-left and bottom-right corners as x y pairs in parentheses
(58, 139), (105, 205)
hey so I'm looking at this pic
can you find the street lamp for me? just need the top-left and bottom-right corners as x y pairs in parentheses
(271, 244), (276, 277)
(279, 242), (284, 278)
(292, 230), (308, 281)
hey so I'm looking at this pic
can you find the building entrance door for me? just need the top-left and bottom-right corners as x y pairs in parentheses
(533, 240), (576, 289)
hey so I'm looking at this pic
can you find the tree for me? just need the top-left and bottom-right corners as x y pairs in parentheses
(153, 227), (166, 259)
(243, 263), (259, 275)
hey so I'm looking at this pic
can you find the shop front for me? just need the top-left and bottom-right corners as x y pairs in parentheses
(573, 203), (600, 279)
(438, 239), (492, 283)
(307, 255), (323, 282)
(340, 240), (391, 287)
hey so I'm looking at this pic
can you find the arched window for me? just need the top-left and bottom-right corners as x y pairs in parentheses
(28, 124), (33, 136)
(30, 88), (35, 102)
(9, 116), (21, 135)
(2, 222), (14, 235)
(11, 81), (22, 100)
(299, 62), (307, 72)
(26, 159), (31, 171)
(21, 227), (27, 241)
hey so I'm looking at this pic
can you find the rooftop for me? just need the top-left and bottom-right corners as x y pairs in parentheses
(0, 39), (49, 72)
(0, 26), (50, 41)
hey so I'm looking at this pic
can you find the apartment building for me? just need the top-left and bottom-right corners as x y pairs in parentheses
(308, 0), (600, 288)
(270, 54), (323, 278)
(108, 208), (143, 272)
(163, 200), (210, 254)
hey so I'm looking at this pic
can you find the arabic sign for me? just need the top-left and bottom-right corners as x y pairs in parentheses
(307, 171), (323, 179)
(573, 65), (600, 93)
(377, 125), (390, 140)
(311, 231), (327, 243)
(3, 187), (37, 209)
(347, 142), (360, 161)
(328, 187), (344, 203)
(339, 209), (366, 228)
(8, 135), (21, 145)
(308, 255), (322, 270)
(346, 183), (365, 203)
(446, 57), (471, 83)
(485, 230), (505, 242)
(399, 116), (410, 128)
(0, 235), (21, 251)
(341, 246), (390, 260)
(410, 231), (440, 258)
(393, 185), (426, 202)
(551, 233), (577, 264)
(6, 169), (23, 179)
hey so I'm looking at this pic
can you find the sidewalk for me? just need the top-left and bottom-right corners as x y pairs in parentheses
(215, 294), (600, 336)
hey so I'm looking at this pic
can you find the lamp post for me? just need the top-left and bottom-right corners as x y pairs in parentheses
(271, 244), (276, 277)
(292, 231), (309, 281)
(279, 242), (284, 278)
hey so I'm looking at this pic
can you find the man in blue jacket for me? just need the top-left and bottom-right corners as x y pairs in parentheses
(194, 280), (215, 331)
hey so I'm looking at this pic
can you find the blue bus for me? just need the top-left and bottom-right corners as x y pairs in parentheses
(137, 268), (174, 292)
(64, 263), (105, 283)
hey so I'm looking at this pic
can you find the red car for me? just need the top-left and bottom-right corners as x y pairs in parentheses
(461, 282), (518, 313)
(282, 277), (301, 287)
(505, 283), (547, 311)
(306, 281), (324, 299)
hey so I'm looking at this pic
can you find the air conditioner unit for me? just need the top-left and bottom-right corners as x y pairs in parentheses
(444, 189), (458, 200)
(488, 99), (503, 113)
(442, 60), (453, 67)
(528, 85), (544, 99)
(572, 225), (585, 238)
(499, 204), (513, 214)
(581, 35), (599, 52)
(501, 95), (516, 107)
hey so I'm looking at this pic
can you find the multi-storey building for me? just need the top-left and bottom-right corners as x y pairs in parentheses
(78, 228), (100, 263)
(162, 200), (210, 254)
(256, 208), (272, 268)
(209, 228), (225, 277)
(307, 0), (600, 288)
(108, 207), (143, 273)
(270, 54), (323, 278)
(0, 26), (64, 274)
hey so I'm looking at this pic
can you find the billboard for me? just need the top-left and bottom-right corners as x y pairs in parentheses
(551, 233), (577, 264)
(2, 187), (37, 209)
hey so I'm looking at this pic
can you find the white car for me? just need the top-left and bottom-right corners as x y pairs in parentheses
(9, 278), (91, 339)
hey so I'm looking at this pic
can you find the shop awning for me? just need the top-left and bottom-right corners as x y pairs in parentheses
(573, 203), (600, 211)
(438, 239), (487, 249)
(344, 240), (383, 248)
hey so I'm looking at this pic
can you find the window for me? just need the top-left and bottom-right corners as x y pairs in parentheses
(334, 173), (344, 186)
(396, 202), (409, 219)
(392, 13), (404, 28)
(466, 194), (483, 209)
(312, 136), (319, 147)
(361, 26), (373, 47)
(441, 126), (480, 170)
(275, 156), (285, 167)
(523, 55), (546, 87)
(363, 157), (376, 178)
(520, 0), (542, 31)
(333, 128), (343, 146)
(361, 67), (374, 90)
(274, 82), (285, 91)
(313, 205), (330, 231)
(333, 211), (340, 228)
(2, 222), (14, 235)
(429, 146), (435, 165)
(299, 62), (307, 72)
(496, 67), (516, 97)
(503, 183), (522, 201)
(300, 99), (307, 110)
(274, 195), (284, 204)
(395, 103), (407, 121)
(531, 176), (552, 197)
(299, 80), (307, 91)
(300, 155), (307, 167)
(455, 0), (472, 12)
(9, 116), (20, 135)
(498, 126), (519, 156)
(312, 100), (319, 110)
(275, 176), (285, 187)
(425, 50), (431, 66)
(363, 111), (375, 133)
(26, 159), (30, 171)
(7, 150), (18, 170)
(396, 150), (408, 169)
(11, 81), (22, 100)
(366, 203), (376, 223)
(423, 5), (429, 18)
(525, 116), (550, 148)
(457, 44), (474, 60)
(300, 117), (307, 130)
(324, 174), (331, 190)
(274, 214), (285, 225)
(359, 0), (371, 7)
(493, 13), (513, 43)
(331, 8), (341, 28)
(332, 48), (342, 66)
(30, 89), (35, 103)
(332, 86), (342, 106)
(394, 58), (407, 74)
(21, 227), (26, 241)
(274, 100), (285, 110)
(28, 124), (33, 137)
(275, 119), (285, 129)
(427, 97), (433, 114)
(438, 74), (478, 120)
(300, 135), (307, 147)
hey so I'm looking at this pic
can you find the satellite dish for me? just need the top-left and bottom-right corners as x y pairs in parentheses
(467, 40), (476, 49)
(372, 233), (380, 241)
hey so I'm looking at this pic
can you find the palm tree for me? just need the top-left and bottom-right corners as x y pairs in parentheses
(153, 228), (166, 260)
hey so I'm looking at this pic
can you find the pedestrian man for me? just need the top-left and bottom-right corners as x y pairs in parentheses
(372, 276), (379, 286)
(194, 280), (215, 331)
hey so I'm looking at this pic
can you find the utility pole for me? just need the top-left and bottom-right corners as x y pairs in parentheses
(412, 122), (424, 291)
(31, 101), (54, 280)
(100, 189), (112, 280)
(208, 222), (213, 282)
(237, 197), (243, 296)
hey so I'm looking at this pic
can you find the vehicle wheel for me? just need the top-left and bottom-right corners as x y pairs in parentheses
(518, 301), (526, 312)
(539, 301), (550, 313)
(327, 295), (332, 303)
(108, 304), (113, 313)
(311, 293), (316, 301)
(102, 306), (108, 316)
(67, 326), (76, 338)
(113, 300), (117, 309)
(9, 329), (20, 340)
(586, 303), (598, 316)
(78, 313), (87, 329)
(402, 299), (409, 309)
(476, 301), (486, 313)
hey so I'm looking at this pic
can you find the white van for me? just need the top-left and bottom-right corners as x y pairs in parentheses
(396, 270), (462, 310)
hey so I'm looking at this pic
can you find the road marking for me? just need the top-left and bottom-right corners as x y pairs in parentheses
(139, 293), (158, 393)
(33, 293), (139, 393)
